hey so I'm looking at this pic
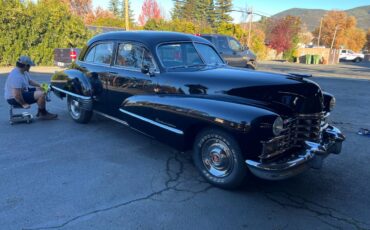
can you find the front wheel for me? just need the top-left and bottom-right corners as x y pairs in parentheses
(193, 128), (247, 189)
(353, 57), (362, 63)
(67, 96), (92, 123)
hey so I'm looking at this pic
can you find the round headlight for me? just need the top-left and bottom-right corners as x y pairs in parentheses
(273, 117), (284, 136)
(329, 97), (336, 111)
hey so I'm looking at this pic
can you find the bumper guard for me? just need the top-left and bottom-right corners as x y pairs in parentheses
(246, 125), (345, 180)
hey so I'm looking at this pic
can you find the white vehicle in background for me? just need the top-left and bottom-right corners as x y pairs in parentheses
(339, 49), (365, 62)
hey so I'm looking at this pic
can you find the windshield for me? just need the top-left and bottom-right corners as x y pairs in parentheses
(157, 42), (224, 69)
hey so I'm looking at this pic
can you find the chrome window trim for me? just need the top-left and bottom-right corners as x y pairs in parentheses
(119, 108), (184, 135)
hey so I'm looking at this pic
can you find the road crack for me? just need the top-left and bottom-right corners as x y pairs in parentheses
(23, 151), (211, 230)
(263, 191), (370, 230)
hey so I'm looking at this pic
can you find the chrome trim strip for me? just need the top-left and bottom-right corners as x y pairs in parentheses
(93, 110), (129, 126)
(51, 86), (91, 100)
(119, 108), (184, 135)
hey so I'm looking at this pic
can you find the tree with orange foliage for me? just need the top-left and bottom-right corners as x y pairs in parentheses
(61, 0), (93, 23)
(313, 11), (366, 52)
(267, 16), (301, 54)
(85, 7), (125, 27)
(85, 6), (115, 25)
(138, 0), (162, 26)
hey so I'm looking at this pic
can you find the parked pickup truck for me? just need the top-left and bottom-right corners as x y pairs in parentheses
(199, 34), (257, 69)
(54, 48), (81, 67)
(50, 31), (345, 189)
(339, 49), (364, 62)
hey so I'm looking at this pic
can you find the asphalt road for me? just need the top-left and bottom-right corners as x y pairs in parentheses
(1, 71), (370, 230)
(259, 60), (370, 80)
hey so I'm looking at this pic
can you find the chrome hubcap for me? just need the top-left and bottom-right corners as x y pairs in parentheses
(201, 139), (234, 177)
(70, 99), (81, 118)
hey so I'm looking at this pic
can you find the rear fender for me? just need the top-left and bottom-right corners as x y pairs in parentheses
(50, 69), (93, 110)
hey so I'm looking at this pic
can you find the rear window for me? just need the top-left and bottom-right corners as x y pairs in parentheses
(201, 36), (213, 43)
(84, 43), (114, 65)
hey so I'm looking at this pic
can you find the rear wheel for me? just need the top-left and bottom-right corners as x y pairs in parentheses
(193, 128), (247, 189)
(354, 57), (362, 63)
(67, 96), (92, 123)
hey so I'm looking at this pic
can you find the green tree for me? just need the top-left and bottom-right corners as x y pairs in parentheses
(108, 0), (120, 17)
(172, 0), (217, 31)
(0, 0), (90, 66)
(206, 0), (216, 28)
(171, 0), (184, 19)
(215, 0), (233, 25)
(121, 0), (135, 27)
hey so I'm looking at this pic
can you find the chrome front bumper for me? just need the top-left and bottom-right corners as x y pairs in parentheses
(246, 125), (345, 180)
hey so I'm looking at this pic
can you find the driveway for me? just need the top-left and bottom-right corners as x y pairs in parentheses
(0, 71), (369, 230)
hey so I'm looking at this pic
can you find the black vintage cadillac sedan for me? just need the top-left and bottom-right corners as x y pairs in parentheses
(51, 31), (345, 189)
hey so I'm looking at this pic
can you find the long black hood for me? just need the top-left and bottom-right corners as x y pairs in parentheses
(159, 67), (324, 115)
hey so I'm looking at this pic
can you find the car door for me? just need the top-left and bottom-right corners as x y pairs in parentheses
(77, 41), (115, 114)
(107, 41), (158, 121)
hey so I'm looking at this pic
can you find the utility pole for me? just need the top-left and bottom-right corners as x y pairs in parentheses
(317, 18), (323, 47)
(125, 0), (129, 31)
(247, 8), (253, 47)
(330, 25), (338, 50)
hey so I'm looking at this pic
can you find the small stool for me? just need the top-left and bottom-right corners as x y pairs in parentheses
(9, 105), (33, 125)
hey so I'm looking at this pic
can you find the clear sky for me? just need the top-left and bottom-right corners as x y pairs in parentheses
(92, 0), (369, 23)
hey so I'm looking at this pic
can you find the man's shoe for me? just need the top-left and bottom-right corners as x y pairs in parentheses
(38, 111), (58, 120)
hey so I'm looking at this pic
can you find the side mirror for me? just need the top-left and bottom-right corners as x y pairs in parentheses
(141, 65), (155, 77)
(141, 65), (149, 74)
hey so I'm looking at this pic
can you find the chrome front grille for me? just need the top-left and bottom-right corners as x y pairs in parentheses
(260, 112), (328, 160)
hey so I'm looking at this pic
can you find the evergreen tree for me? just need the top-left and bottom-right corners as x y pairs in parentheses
(171, 0), (184, 20)
(108, 0), (120, 17)
(216, 0), (233, 25)
(121, 0), (135, 27)
(171, 0), (217, 30)
(206, 0), (216, 28)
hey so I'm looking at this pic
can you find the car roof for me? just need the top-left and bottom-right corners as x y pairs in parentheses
(88, 31), (212, 47)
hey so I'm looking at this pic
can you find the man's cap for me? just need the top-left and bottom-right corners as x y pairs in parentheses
(17, 56), (35, 66)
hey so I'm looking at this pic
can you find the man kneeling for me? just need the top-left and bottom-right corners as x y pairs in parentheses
(4, 56), (57, 120)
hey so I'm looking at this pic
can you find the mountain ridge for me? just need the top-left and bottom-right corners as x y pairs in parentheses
(272, 5), (370, 31)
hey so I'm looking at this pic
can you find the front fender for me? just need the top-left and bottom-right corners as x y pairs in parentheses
(119, 94), (279, 152)
(121, 94), (279, 133)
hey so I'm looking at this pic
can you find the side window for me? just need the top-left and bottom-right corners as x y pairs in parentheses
(217, 36), (230, 52)
(116, 43), (144, 69)
(341, 50), (346, 54)
(115, 43), (156, 70)
(94, 43), (114, 64)
(84, 47), (95, 62)
(228, 38), (242, 52)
